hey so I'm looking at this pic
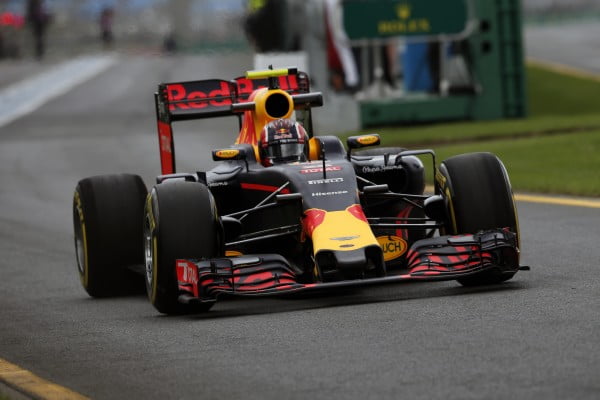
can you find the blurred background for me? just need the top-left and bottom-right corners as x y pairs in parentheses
(0, 0), (248, 58)
(1, 0), (599, 140)
(1, 0), (599, 58)
(1, 0), (598, 96)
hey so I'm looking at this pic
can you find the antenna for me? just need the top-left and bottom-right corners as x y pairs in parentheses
(267, 65), (279, 90)
(321, 142), (326, 179)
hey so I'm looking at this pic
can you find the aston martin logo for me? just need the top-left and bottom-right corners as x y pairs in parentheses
(397, 4), (411, 20)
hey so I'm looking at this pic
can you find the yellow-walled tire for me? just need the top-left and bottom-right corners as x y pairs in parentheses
(144, 182), (221, 314)
(438, 152), (520, 286)
(73, 174), (147, 297)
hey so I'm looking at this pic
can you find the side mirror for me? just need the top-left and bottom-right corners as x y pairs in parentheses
(346, 134), (381, 160)
(347, 134), (381, 150)
(212, 148), (247, 162)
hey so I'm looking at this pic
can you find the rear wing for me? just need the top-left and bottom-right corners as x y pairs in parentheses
(155, 69), (314, 174)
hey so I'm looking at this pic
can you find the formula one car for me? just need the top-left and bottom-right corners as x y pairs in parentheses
(73, 67), (525, 314)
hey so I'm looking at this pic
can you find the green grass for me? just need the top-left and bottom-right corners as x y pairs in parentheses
(527, 64), (600, 116)
(373, 114), (600, 148)
(347, 64), (600, 197)
(432, 130), (600, 196)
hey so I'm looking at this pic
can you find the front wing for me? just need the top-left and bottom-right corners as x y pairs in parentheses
(176, 229), (523, 304)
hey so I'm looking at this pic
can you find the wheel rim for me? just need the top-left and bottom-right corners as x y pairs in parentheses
(73, 191), (87, 282)
(74, 221), (85, 276)
(144, 215), (154, 288)
(75, 233), (85, 275)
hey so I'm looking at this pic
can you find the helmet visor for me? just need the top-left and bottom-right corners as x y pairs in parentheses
(266, 142), (305, 162)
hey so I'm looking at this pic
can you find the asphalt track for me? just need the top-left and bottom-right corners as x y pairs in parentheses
(0, 49), (599, 399)
(524, 20), (600, 76)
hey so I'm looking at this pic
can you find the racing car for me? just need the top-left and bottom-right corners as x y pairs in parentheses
(73, 67), (525, 314)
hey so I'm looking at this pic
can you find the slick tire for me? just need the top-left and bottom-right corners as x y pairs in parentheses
(73, 174), (148, 297)
(145, 182), (221, 314)
(438, 152), (520, 286)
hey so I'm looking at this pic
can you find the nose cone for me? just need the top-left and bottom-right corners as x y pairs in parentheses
(304, 206), (385, 279)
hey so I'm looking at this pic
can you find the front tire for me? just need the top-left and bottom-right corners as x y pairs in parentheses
(145, 182), (222, 314)
(438, 152), (520, 285)
(73, 174), (147, 297)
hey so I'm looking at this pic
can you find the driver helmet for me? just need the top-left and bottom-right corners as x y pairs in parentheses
(259, 119), (308, 166)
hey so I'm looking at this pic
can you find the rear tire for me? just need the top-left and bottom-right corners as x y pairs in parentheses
(73, 174), (147, 297)
(145, 182), (221, 314)
(438, 152), (520, 285)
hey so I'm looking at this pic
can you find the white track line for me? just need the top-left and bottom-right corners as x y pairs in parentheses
(0, 54), (118, 128)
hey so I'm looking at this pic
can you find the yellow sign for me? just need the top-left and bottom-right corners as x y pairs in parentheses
(377, 235), (408, 261)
